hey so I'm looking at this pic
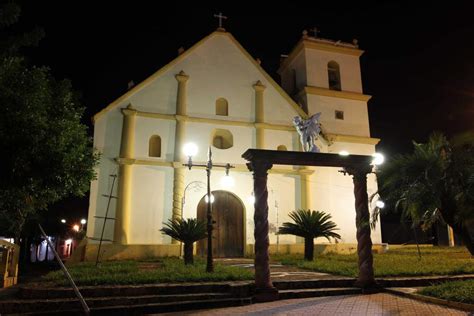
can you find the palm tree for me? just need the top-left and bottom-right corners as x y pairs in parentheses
(376, 132), (474, 255)
(160, 218), (207, 265)
(278, 210), (341, 261)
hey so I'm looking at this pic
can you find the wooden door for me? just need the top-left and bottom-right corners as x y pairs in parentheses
(197, 191), (244, 257)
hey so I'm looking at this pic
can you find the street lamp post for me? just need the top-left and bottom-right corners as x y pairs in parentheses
(183, 143), (234, 273)
(180, 180), (205, 257)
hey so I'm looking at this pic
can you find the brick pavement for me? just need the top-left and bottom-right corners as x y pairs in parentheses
(164, 293), (468, 315)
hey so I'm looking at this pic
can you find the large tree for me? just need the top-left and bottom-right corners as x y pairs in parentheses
(375, 132), (474, 255)
(0, 1), (98, 242)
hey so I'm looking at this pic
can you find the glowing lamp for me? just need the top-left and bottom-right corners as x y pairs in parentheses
(220, 175), (235, 188)
(205, 194), (215, 204)
(375, 200), (385, 209)
(183, 143), (198, 157)
(60, 219), (66, 224)
(80, 219), (87, 225)
(371, 153), (385, 166)
(339, 150), (350, 156)
(72, 224), (80, 232)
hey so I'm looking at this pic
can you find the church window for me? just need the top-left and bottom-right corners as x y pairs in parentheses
(148, 135), (162, 157)
(335, 110), (344, 120)
(216, 98), (228, 116)
(212, 129), (233, 149)
(277, 145), (288, 151)
(328, 61), (341, 91)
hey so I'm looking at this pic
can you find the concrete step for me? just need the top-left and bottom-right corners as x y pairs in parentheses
(0, 293), (242, 315)
(279, 287), (362, 300)
(273, 278), (355, 290)
(19, 281), (252, 299)
(91, 297), (253, 316)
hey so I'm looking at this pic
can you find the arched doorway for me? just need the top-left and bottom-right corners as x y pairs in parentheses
(197, 190), (245, 257)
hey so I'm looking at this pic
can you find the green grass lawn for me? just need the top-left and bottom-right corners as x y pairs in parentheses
(273, 246), (473, 277)
(419, 279), (474, 304)
(42, 258), (253, 286)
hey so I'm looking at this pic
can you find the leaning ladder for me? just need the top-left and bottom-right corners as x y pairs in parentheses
(90, 174), (117, 266)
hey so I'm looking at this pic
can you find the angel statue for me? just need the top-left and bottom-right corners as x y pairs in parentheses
(293, 112), (322, 153)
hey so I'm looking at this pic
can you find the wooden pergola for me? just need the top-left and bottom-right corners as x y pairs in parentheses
(242, 149), (377, 302)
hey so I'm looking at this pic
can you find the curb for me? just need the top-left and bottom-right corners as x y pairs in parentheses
(385, 288), (474, 312)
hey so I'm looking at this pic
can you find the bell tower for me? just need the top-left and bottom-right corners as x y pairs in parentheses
(279, 30), (372, 139)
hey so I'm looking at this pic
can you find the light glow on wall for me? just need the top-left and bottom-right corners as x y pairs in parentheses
(247, 194), (255, 204)
(338, 150), (350, 156)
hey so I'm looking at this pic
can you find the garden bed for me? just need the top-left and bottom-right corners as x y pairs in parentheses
(273, 246), (473, 277)
(419, 279), (474, 304)
(41, 258), (253, 286)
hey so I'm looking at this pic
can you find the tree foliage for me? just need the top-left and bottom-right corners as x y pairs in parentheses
(0, 1), (98, 240)
(375, 132), (474, 255)
(278, 210), (341, 261)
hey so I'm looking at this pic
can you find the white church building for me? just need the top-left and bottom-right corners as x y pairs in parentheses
(81, 28), (382, 260)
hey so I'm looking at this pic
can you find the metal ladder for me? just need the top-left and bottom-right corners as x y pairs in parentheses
(88, 174), (117, 266)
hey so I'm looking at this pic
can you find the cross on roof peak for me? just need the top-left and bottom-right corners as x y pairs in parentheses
(310, 27), (320, 38)
(214, 12), (228, 31)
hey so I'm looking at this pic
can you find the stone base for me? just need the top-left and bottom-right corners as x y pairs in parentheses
(354, 279), (381, 293)
(246, 243), (390, 256)
(254, 287), (279, 302)
(67, 239), (181, 263)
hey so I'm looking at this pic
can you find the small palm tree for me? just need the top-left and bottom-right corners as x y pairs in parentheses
(160, 218), (207, 265)
(278, 210), (341, 261)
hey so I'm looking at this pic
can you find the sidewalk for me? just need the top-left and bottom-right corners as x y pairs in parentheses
(165, 293), (468, 315)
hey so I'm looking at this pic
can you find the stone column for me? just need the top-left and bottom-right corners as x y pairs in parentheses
(115, 105), (137, 244)
(247, 161), (279, 302)
(253, 81), (266, 149)
(447, 225), (455, 247)
(175, 70), (189, 116)
(300, 169), (313, 209)
(171, 71), (189, 240)
(344, 165), (376, 289)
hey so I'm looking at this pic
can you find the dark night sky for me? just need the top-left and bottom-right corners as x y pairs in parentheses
(19, 1), (474, 155)
(13, 1), (474, 220)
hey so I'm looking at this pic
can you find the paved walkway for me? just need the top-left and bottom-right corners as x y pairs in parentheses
(216, 258), (343, 281)
(165, 293), (468, 315)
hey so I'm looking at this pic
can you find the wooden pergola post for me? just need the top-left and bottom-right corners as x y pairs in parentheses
(246, 161), (279, 302)
(343, 165), (376, 289)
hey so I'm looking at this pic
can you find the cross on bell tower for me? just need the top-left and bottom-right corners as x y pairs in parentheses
(214, 12), (228, 31)
(310, 27), (320, 38)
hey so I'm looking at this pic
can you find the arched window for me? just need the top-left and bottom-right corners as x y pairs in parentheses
(327, 61), (341, 91)
(215, 98), (228, 116)
(277, 145), (288, 151)
(149, 135), (161, 157)
(212, 129), (233, 149)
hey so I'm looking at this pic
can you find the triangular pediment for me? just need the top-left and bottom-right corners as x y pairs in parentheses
(93, 31), (307, 124)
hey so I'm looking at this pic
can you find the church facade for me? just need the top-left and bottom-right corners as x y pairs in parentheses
(83, 29), (382, 260)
